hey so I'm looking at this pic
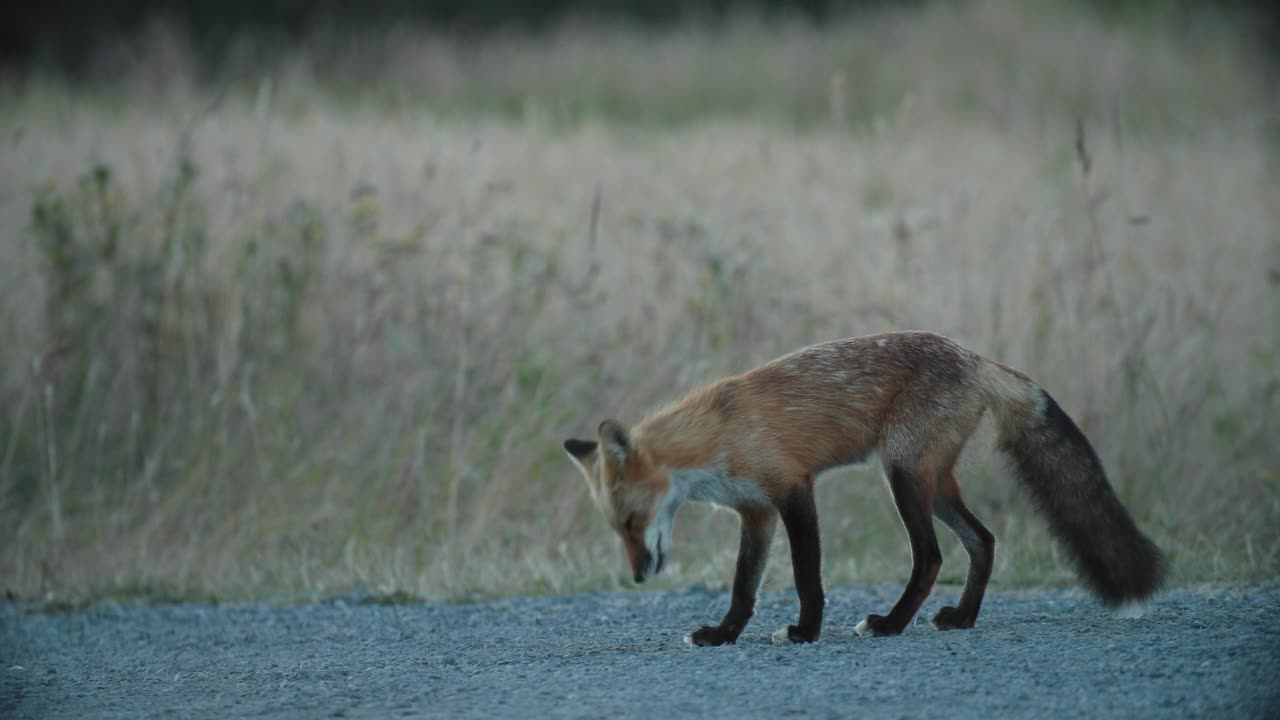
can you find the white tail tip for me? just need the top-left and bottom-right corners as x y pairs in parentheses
(1112, 600), (1151, 619)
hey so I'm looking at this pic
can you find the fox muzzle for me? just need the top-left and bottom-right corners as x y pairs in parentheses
(634, 534), (667, 582)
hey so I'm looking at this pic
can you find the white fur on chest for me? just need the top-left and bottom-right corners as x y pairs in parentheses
(671, 466), (770, 509)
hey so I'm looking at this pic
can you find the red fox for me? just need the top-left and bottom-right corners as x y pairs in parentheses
(563, 331), (1165, 645)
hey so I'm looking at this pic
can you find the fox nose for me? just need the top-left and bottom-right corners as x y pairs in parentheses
(633, 549), (653, 583)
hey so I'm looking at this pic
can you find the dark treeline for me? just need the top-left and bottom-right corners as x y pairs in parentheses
(3, 0), (1276, 71)
(4, 0), (895, 70)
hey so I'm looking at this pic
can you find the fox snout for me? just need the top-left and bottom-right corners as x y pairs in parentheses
(633, 553), (650, 583)
(631, 534), (667, 583)
(633, 550), (667, 583)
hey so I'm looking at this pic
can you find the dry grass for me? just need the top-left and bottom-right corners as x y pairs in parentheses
(1, 0), (1277, 604)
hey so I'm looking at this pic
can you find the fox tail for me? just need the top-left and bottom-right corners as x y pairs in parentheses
(979, 362), (1166, 608)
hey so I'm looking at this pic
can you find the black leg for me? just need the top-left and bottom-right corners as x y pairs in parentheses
(687, 507), (777, 646)
(776, 484), (824, 643)
(931, 470), (996, 630)
(858, 464), (941, 637)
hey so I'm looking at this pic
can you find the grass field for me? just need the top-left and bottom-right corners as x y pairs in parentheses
(2, 0), (1277, 605)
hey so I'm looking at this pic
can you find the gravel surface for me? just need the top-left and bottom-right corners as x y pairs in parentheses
(3, 584), (1277, 719)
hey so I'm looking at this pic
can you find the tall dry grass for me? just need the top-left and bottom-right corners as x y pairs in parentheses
(1, 0), (1277, 604)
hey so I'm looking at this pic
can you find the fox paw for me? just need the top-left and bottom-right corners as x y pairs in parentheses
(931, 605), (976, 631)
(854, 613), (903, 637)
(684, 625), (739, 647)
(770, 624), (820, 644)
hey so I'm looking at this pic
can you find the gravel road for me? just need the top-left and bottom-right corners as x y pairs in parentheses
(3, 583), (1277, 719)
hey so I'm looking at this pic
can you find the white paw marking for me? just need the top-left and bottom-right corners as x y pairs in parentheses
(1113, 600), (1150, 619)
(854, 619), (870, 636)
(770, 626), (791, 644)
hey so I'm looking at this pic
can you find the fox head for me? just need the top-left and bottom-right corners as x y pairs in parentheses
(564, 420), (675, 583)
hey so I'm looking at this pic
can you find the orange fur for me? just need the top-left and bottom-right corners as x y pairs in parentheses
(628, 331), (1005, 500)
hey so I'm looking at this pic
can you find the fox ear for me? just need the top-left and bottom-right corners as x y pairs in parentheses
(563, 438), (600, 497)
(598, 419), (630, 462)
(563, 438), (598, 461)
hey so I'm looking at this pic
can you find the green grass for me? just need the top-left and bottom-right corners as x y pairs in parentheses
(1, 0), (1277, 607)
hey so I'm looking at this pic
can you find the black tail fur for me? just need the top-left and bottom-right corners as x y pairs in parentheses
(997, 389), (1166, 606)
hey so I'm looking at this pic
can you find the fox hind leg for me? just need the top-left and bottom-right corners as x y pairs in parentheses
(930, 469), (996, 630)
(856, 463), (942, 637)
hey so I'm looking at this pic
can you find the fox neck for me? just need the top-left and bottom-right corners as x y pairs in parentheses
(632, 389), (729, 469)
(634, 395), (771, 511)
(667, 465), (771, 510)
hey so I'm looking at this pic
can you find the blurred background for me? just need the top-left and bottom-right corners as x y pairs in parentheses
(2, 0), (1277, 606)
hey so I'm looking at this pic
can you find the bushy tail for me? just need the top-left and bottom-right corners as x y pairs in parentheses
(981, 363), (1166, 607)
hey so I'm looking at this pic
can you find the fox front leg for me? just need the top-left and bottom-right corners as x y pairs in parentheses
(685, 507), (777, 646)
(772, 485), (824, 644)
